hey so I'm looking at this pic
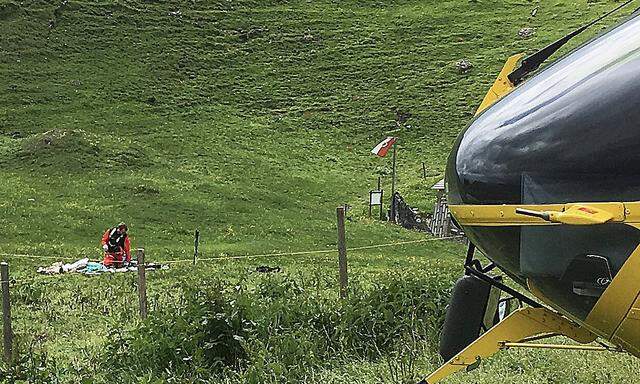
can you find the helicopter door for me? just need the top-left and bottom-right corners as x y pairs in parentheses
(519, 173), (640, 319)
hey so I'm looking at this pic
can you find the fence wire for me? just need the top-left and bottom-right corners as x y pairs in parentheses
(157, 236), (463, 264)
(0, 236), (463, 267)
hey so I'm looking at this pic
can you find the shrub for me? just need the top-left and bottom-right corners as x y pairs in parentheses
(98, 270), (454, 382)
(101, 280), (248, 381)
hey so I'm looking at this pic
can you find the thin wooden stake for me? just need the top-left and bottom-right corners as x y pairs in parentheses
(380, 189), (384, 221)
(390, 144), (397, 223)
(422, 162), (427, 180)
(378, 177), (383, 220)
(136, 249), (148, 320)
(336, 207), (348, 298)
(194, 229), (200, 265)
(1, 262), (12, 363)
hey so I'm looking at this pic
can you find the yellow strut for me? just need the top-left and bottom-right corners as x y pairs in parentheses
(499, 342), (618, 351)
(421, 307), (596, 384)
(475, 53), (524, 116)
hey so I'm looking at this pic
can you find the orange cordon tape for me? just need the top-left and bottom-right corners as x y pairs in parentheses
(348, 236), (462, 250)
(0, 274), (53, 285)
(158, 236), (464, 264)
(0, 254), (106, 266)
(0, 236), (463, 265)
(0, 253), (73, 260)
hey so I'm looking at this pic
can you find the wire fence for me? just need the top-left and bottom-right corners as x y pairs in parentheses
(0, 230), (464, 363)
(161, 236), (463, 264)
(0, 236), (463, 266)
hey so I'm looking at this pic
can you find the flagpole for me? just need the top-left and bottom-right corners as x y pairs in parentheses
(390, 143), (397, 223)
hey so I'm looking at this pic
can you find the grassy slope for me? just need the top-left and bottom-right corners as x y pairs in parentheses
(2, 0), (640, 383)
(0, 0), (626, 256)
(1, 0), (600, 257)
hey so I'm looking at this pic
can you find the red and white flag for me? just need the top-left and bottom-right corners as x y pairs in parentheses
(371, 137), (397, 157)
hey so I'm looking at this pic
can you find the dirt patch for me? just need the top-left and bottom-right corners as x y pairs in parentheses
(0, 2), (21, 21)
(49, 0), (69, 29)
(11, 129), (150, 171)
(20, 129), (98, 154)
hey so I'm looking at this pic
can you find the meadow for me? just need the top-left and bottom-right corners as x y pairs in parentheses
(2, 0), (640, 382)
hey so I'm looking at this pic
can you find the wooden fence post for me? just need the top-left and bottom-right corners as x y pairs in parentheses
(390, 144), (397, 223)
(136, 249), (148, 320)
(193, 229), (200, 265)
(378, 177), (384, 220)
(336, 207), (348, 298)
(1, 262), (12, 363)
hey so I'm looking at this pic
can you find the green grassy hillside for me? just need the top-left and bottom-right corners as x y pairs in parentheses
(2, 0), (621, 258)
(2, 0), (640, 383)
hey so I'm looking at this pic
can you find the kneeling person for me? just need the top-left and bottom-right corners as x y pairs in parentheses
(101, 222), (131, 268)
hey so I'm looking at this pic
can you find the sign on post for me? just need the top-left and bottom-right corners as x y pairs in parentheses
(369, 190), (384, 220)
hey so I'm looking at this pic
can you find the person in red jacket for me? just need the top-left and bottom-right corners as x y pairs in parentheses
(101, 222), (131, 267)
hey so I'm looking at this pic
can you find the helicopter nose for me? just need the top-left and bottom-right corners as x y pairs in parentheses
(444, 15), (640, 314)
(446, 30), (640, 208)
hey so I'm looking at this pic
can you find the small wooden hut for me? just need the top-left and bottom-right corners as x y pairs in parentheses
(429, 179), (452, 237)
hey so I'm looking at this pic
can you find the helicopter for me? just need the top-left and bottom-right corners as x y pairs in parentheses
(420, 1), (640, 383)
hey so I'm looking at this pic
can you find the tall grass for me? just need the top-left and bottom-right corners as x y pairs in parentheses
(99, 270), (455, 382)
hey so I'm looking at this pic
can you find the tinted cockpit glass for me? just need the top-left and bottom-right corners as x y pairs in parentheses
(520, 173), (640, 319)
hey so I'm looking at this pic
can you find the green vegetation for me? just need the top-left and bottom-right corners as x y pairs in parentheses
(1, 0), (640, 382)
(3, 245), (463, 383)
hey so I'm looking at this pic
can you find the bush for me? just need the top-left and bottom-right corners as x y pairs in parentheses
(98, 270), (454, 382)
(101, 280), (248, 381)
(0, 333), (63, 383)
